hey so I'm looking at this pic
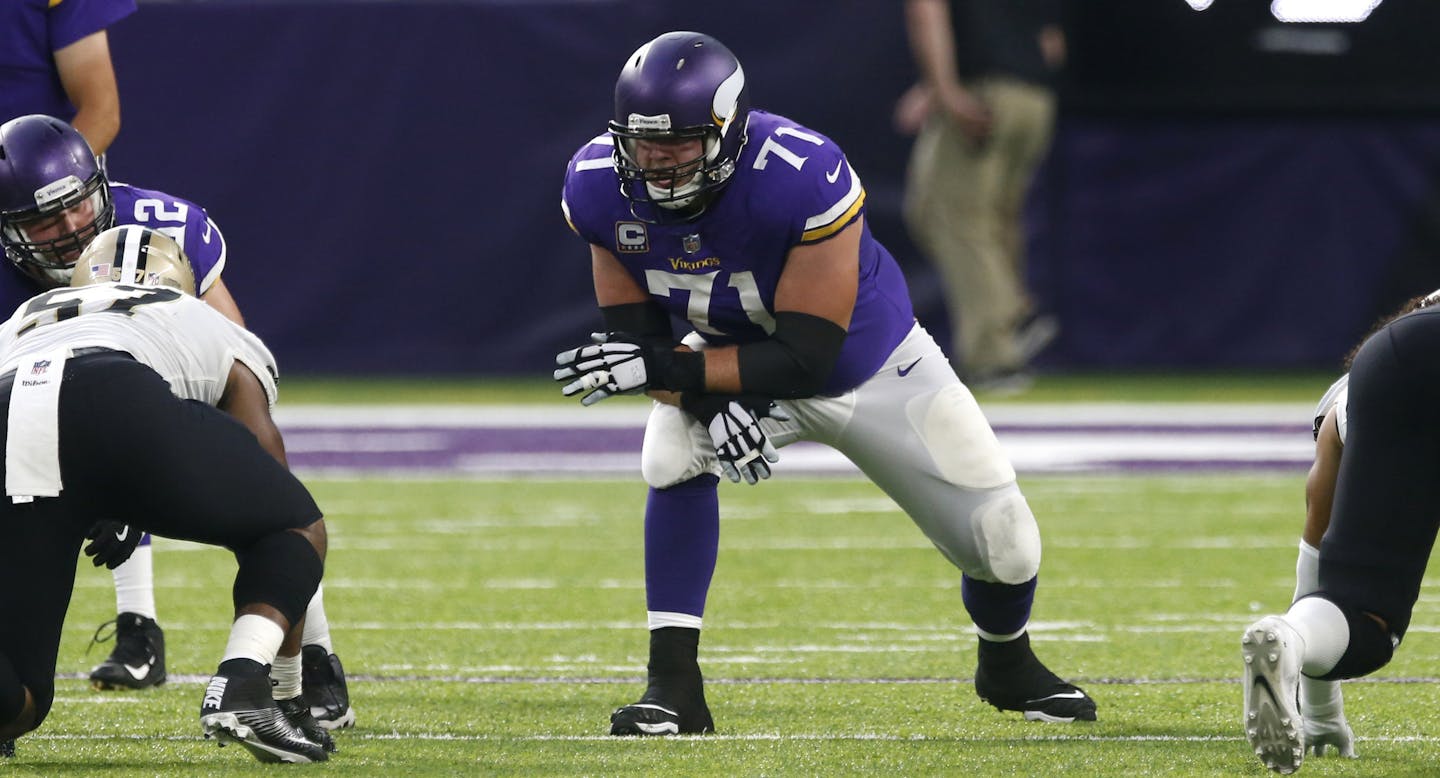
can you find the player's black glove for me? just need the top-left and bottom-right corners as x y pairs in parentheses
(682, 394), (791, 485)
(554, 332), (703, 405)
(84, 521), (141, 570)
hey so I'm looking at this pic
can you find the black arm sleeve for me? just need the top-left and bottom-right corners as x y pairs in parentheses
(600, 302), (673, 340)
(736, 311), (848, 399)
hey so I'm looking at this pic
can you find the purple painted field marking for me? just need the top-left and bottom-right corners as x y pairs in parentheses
(274, 403), (1316, 476)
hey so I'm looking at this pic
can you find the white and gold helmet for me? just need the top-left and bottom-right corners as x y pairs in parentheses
(70, 225), (196, 296)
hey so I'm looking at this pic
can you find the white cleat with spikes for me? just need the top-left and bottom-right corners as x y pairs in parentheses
(1242, 616), (1306, 774)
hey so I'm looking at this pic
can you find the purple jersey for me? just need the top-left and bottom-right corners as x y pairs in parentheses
(0, 0), (136, 125)
(562, 110), (915, 395)
(0, 182), (226, 313)
(109, 182), (227, 294)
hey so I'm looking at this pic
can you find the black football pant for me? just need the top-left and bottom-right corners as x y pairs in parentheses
(1320, 307), (1440, 640)
(0, 352), (322, 730)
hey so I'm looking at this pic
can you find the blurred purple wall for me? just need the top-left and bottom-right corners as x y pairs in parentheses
(105, 1), (1440, 375)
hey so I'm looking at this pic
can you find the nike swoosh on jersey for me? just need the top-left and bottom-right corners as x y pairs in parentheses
(1026, 690), (1087, 703)
(825, 159), (844, 184)
(897, 357), (923, 377)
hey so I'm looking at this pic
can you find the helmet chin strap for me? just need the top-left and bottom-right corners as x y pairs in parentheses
(646, 179), (702, 210)
(646, 135), (722, 210)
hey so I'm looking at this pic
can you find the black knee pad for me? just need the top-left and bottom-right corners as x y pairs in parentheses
(1320, 602), (1398, 680)
(232, 527), (324, 627)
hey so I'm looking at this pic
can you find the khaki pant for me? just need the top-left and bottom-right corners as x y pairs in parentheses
(904, 77), (1056, 376)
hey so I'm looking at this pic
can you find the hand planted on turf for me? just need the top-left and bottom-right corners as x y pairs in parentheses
(1304, 715), (1358, 758)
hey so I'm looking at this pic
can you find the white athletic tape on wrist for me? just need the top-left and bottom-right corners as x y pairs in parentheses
(580, 369), (611, 391)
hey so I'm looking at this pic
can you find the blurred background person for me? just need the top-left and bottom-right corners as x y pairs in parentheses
(0, 0), (135, 157)
(898, 0), (1063, 393)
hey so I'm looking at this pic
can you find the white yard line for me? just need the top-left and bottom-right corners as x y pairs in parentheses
(27, 731), (1440, 743)
(272, 403), (1315, 428)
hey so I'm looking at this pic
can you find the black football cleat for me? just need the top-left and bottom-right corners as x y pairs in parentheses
(974, 633), (1097, 723)
(200, 664), (328, 763)
(301, 644), (356, 730)
(277, 695), (337, 753)
(611, 627), (715, 736)
(610, 694), (715, 736)
(88, 613), (166, 690)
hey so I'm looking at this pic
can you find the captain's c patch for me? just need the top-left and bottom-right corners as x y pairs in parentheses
(616, 222), (649, 253)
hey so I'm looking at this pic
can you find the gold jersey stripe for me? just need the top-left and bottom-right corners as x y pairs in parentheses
(801, 188), (865, 244)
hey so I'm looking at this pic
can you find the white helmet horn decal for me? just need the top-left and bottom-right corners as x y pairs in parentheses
(712, 64), (745, 127)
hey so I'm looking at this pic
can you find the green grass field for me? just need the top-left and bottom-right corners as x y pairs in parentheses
(274, 369), (1337, 405)
(12, 473), (1440, 776)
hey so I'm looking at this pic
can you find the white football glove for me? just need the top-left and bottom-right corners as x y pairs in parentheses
(704, 400), (791, 485)
(553, 333), (652, 406)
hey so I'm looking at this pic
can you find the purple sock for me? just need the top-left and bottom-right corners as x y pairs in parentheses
(645, 474), (720, 616)
(139, 533), (152, 546)
(962, 575), (1037, 636)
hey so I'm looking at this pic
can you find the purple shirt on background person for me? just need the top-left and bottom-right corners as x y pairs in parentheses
(0, 182), (226, 314)
(562, 109), (915, 396)
(0, 0), (137, 125)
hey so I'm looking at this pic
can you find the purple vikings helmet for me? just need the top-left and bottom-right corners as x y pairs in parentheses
(609, 31), (750, 213)
(0, 115), (115, 285)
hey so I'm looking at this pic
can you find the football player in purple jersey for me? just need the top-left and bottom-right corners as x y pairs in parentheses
(556, 31), (1095, 736)
(0, 115), (355, 733)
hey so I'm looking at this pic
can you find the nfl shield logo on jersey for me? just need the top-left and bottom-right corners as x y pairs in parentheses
(683, 233), (702, 254)
(30, 360), (51, 375)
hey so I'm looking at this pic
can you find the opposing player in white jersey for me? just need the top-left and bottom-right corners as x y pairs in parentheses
(1242, 289), (1440, 774)
(0, 115), (353, 732)
(0, 226), (331, 763)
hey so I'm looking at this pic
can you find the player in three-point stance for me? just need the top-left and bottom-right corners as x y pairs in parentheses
(0, 226), (332, 763)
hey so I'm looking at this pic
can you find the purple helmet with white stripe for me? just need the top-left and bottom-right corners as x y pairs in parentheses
(608, 31), (750, 212)
(0, 114), (114, 286)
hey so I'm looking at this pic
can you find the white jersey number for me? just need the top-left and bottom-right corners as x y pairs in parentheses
(644, 269), (775, 336)
(751, 126), (825, 173)
(133, 198), (189, 246)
